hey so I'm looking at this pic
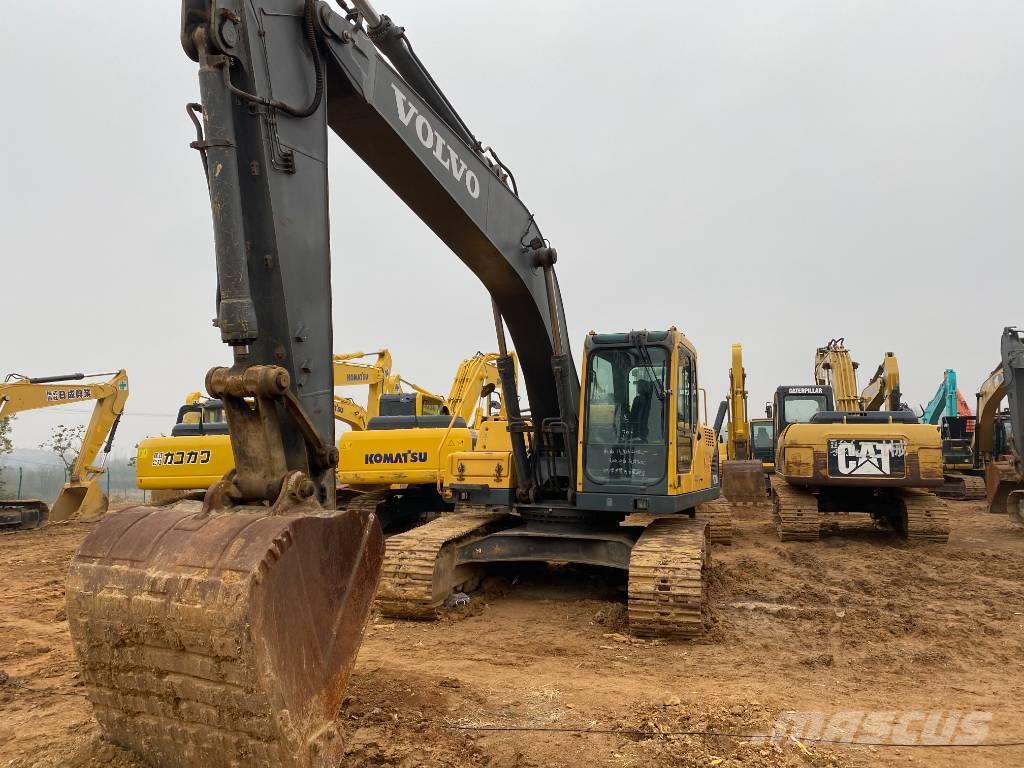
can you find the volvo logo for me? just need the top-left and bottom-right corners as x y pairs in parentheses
(392, 84), (481, 199)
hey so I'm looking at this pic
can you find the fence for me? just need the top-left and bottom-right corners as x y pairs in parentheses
(0, 461), (145, 505)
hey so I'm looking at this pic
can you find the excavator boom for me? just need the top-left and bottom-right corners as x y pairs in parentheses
(720, 343), (765, 503)
(69, 2), (575, 764)
(859, 351), (901, 411)
(814, 339), (862, 412)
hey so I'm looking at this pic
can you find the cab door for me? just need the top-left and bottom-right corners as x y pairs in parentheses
(676, 348), (696, 476)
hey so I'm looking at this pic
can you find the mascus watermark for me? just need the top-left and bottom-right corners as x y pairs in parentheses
(753, 710), (992, 745)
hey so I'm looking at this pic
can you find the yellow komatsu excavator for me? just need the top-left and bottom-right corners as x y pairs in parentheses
(718, 343), (768, 504)
(769, 339), (949, 542)
(339, 352), (509, 530)
(135, 350), (444, 494)
(0, 370), (128, 529)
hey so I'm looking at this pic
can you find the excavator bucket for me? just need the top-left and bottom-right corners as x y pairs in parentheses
(50, 481), (109, 523)
(721, 459), (767, 504)
(985, 459), (1024, 517)
(66, 499), (384, 768)
(0, 500), (49, 531)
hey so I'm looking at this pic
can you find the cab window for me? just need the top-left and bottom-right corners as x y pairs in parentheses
(676, 351), (695, 473)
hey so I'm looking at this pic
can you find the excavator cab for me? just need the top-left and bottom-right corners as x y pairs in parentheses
(772, 385), (835, 439)
(171, 398), (229, 436)
(577, 330), (719, 510)
(750, 419), (775, 465)
(378, 391), (445, 417)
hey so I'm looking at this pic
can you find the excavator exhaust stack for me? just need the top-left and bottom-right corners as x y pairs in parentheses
(49, 481), (108, 523)
(67, 499), (384, 768)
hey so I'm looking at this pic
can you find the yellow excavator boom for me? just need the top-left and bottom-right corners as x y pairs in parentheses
(859, 352), (901, 411)
(975, 363), (1007, 461)
(726, 343), (750, 460)
(719, 344), (766, 504)
(0, 370), (129, 527)
(333, 349), (394, 419)
(444, 352), (505, 423)
(814, 339), (862, 412)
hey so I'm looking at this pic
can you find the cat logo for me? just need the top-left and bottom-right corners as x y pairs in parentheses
(827, 439), (906, 477)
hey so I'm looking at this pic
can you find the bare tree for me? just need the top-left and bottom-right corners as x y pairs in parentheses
(40, 424), (87, 477)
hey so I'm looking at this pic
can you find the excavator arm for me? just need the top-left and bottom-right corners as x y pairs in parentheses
(179, 0), (578, 501)
(859, 351), (902, 411)
(1000, 327), (1024, 471)
(814, 339), (862, 412)
(334, 349), (394, 419)
(444, 352), (505, 424)
(52, 370), (130, 521)
(719, 343), (765, 502)
(922, 369), (958, 425)
(726, 343), (751, 459)
(975, 363), (1008, 461)
(0, 370), (128, 524)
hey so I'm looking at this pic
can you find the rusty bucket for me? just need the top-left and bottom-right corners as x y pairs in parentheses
(66, 500), (384, 767)
(721, 459), (767, 504)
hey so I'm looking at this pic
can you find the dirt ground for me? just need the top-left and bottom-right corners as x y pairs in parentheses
(2, 502), (1024, 768)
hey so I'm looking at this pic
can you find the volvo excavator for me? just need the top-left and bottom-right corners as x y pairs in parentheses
(717, 344), (767, 504)
(769, 339), (949, 542)
(0, 370), (128, 530)
(66, 3), (723, 765)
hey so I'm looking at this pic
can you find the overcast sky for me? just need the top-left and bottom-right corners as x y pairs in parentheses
(2, 1), (1021, 457)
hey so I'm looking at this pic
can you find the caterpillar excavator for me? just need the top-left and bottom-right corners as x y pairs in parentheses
(0, 370), (128, 530)
(769, 339), (949, 542)
(717, 344), (767, 504)
(978, 327), (1024, 523)
(918, 369), (986, 500)
(66, 3), (723, 765)
(339, 352), (510, 531)
(134, 350), (443, 494)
